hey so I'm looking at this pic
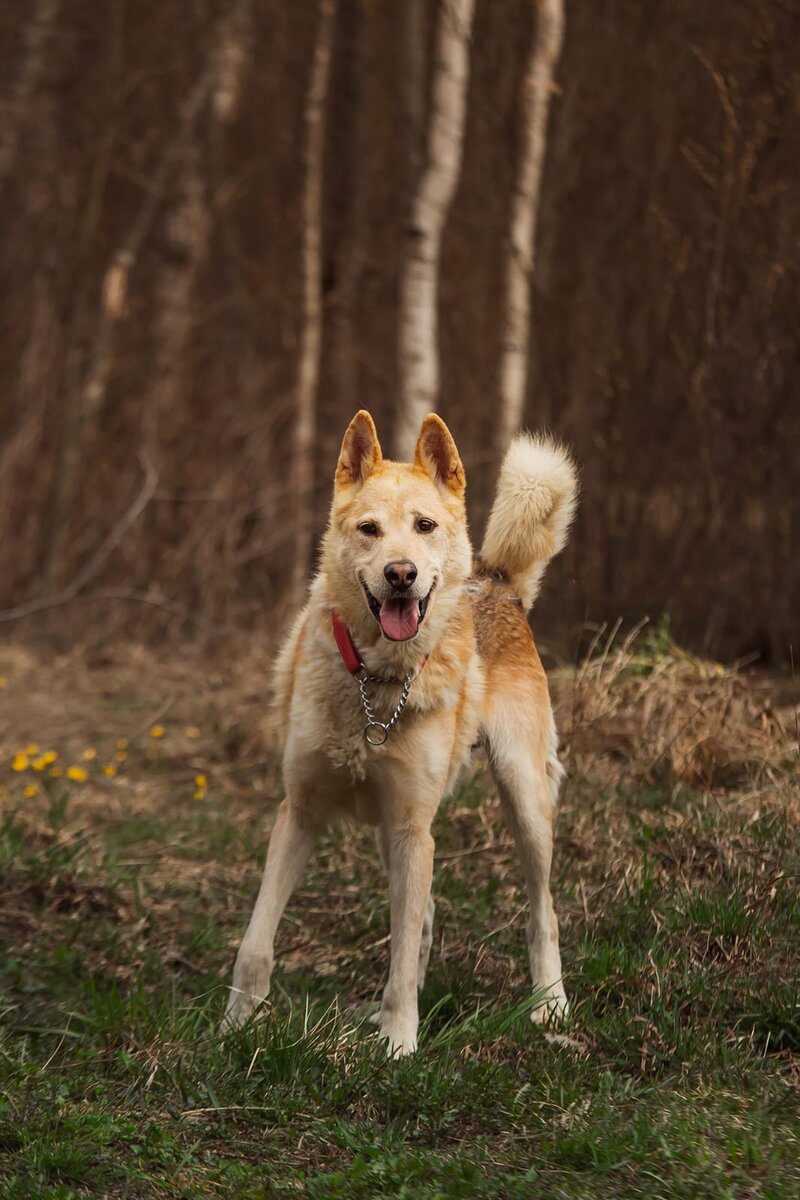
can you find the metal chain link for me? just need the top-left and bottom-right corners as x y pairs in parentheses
(356, 669), (416, 746)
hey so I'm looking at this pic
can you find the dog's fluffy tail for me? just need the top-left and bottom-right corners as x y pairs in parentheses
(479, 433), (578, 613)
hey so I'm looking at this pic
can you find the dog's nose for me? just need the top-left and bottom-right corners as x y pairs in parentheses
(384, 560), (417, 590)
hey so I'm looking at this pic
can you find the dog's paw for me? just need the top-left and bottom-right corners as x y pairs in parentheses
(378, 1020), (418, 1057)
(219, 990), (263, 1035)
(530, 988), (569, 1027)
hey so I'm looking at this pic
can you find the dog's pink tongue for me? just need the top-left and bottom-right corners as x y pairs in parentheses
(379, 597), (420, 641)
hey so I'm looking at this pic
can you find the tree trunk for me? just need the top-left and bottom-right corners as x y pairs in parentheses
(212, 1), (252, 124)
(41, 0), (250, 593)
(403, 0), (428, 191)
(497, 0), (564, 453)
(0, 0), (60, 187)
(290, 0), (337, 608)
(147, 136), (210, 461)
(330, 0), (374, 416)
(395, 0), (476, 461)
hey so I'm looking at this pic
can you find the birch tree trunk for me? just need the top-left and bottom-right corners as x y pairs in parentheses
(290, 0), (337, 608)
(497, 0), (564, 453)
(395, 0), (476, 461)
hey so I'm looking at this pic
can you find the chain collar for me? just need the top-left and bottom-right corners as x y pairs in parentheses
(356, 666), (419, 746)
(330, 609), (425, 745)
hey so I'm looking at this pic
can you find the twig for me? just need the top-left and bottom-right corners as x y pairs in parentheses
(41, 1016), (74, 1072)
(0, 454), (158, 622)
(435, 841), (512, 861)
(477, 903), (528, 945)
(72, 453), (159, 596)
(182, 1105), (275, 1118)
(0, 586), (228, 635)
(129, 696), (176, 741)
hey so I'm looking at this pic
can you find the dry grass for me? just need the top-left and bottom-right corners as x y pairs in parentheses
(2, 624), (795, 995)
(553, 621), (798, 804)
(0, 630), (798, 1198)
(0, 638), (275, 818)
(1, 625), (796, 853)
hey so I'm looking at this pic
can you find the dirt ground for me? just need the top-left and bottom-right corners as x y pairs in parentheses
(1, 627), (796, 836)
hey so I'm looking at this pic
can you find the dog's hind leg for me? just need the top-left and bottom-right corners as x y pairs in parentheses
(375, 825), (435, 990)
(485, 698), (568, 1024)
(222, 798), (319, 1031)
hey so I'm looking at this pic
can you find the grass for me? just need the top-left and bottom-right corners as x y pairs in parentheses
(0, 638), (797, 1197)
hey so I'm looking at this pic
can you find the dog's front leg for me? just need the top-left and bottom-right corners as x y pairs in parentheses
(222, 798), (318, 1030)
(375, 825), (436, 990)
(377, 819), (435, 1056)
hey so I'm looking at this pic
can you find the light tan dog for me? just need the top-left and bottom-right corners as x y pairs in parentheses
(223, 411), (577, 1055)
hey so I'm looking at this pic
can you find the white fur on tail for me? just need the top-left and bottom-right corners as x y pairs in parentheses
(480, 433), (577, 612)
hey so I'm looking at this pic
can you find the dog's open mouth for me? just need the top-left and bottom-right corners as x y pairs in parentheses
(362, 583), (433, 641)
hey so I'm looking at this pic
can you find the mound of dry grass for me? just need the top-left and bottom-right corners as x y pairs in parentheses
(552, 622), (798, 799)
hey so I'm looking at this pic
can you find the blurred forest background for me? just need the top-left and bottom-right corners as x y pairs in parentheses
(1, 0), (798, 663)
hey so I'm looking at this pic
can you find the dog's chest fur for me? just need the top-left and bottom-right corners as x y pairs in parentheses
(273, 590), (487, 797)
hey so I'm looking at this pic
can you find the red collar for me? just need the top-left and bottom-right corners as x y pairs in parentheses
(330, 609), (427, 679)
(330, 609), (364, 675)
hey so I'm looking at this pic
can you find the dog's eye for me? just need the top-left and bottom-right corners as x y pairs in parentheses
(415, 517), (437, 534)
(358, 521), (380, 537)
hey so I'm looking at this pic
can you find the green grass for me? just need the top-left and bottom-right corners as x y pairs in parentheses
(0, 747), (798, 1198)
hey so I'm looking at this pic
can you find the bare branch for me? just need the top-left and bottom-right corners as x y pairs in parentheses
(0, 454), (158, 622)
(0, 586), (227, 636)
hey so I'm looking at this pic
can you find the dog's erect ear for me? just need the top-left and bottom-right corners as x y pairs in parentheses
(335, 410), (383, 489)
(413, 414), (465, 499)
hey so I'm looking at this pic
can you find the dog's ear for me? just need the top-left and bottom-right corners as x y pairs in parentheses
(413, 414), (465, 499)
(335, 410), (383, 488)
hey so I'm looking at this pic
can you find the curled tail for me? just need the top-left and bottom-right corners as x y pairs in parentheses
(479, 432), (578, 613)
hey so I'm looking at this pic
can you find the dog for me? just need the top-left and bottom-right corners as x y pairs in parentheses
(223, 410), (577, 1055)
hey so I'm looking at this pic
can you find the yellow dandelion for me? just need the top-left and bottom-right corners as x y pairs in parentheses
(32, 756), (49, 772)
(116, 737), (129, 750)
(115, 749), (128, 763)
(66, 766), (88, 783)
(185, 725), (201, 740)
(41, 750), (57, 766)
(0, 675), (7, 689)
(24, 783), (39, 798)
(82, 748), (97, 761)
(193, 773), (207, 800)
(150, 725), (165, 739)
(24, 743), (39, 756)
(11, 753), (29, 772)
(49, 766), (63, 778)
(102, 764), (117, 778)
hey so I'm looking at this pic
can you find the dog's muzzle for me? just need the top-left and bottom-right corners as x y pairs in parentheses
(362, 582), (433, 641)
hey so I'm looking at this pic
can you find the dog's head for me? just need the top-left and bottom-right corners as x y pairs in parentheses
(320, 411), (472, 653)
